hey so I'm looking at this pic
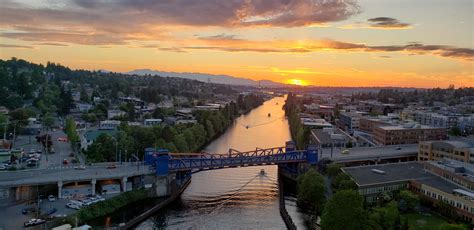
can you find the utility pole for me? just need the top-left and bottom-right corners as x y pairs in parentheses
(115, 138), (118, 163)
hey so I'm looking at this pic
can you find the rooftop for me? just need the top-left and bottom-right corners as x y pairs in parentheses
(342, 162), (433, 187)
(324, 144), (419, 162)
(378, 124), (443, 131)
(84, 129), (117, 142)
(415, 177), (466, 194)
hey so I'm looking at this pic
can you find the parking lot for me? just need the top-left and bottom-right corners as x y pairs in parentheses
(0, 194), (118, 229)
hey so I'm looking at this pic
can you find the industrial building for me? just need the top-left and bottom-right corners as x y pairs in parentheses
(373, 123), (447, 145)
(343, 160), (474, 223)
(418, 140), (474, 163)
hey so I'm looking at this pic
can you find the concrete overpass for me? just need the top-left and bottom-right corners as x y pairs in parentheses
(320, 144), (418, 165)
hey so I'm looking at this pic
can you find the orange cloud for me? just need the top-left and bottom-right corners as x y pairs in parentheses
(158, 36), (474, 61)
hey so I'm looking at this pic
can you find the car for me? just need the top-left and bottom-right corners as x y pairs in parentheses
(74, 165), (86, 170)
(48, 195), (56, 202)
(63, 159), (68, 165)
(342, 149), (350, 154)
(21, 207), (36, 215)
(69, 152), (75, 157)
(395, 146), (402, 150)
(57, 137), (69, 142)
(66, 203), (80, 210)
(24, 218), (46, 227)
(69, 200), (84, 207)
(0, 165), (6, 170)
(46, 208), (57, 215)
(49, 148), (55, 154)
(106, 164), (117, 169)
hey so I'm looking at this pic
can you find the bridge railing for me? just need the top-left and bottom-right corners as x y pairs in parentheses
(167, 149), (308, 172)
(170, 147), (289, 160)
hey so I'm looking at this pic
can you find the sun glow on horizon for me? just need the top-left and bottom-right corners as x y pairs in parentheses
(287, 79), (309, 86)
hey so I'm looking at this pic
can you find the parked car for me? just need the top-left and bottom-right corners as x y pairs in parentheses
(74, 165), (86, 170)
(66, 203), (80, 210)
(24, 218), (46, 227)
(69, 152), (75, 157)
(46, 208), (57, 215)
(21, 207), (36, 215)
(63, 159), (68, 165)
(57, 137), (68, 142)
(48, 195), (56, 202)
(106, 164), (116, 169)
(0, 164), (6, 170)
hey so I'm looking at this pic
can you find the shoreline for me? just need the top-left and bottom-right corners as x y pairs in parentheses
(119, 177), (191, 229)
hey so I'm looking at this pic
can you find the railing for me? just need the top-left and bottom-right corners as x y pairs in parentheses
(168, 148), (308, 172)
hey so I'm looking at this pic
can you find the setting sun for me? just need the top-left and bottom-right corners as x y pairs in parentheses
(287, 79), (308, 86)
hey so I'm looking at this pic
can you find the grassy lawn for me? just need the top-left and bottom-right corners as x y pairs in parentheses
(401, 212), (454, 230)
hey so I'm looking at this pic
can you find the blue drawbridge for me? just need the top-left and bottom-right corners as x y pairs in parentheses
(145, 141), (318, 176)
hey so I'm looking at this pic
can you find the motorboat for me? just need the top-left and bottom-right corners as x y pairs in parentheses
(268, 113), (271, 117)
(260, 169), (265, 175)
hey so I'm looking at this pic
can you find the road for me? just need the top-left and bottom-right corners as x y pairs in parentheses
(12, 128), (77, 170)
(0, 163), (151, 187)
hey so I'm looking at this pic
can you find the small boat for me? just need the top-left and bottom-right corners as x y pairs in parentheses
(246, 125), (249, 129)
(275, 103), (279, 105)
(268, 113), (271, 117)
(260, 169), (265, 175)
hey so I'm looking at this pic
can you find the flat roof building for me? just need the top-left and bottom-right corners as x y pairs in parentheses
(343, 160), (474, 223)
(419, 140), (474, 163)
(373, 123), (447, 145)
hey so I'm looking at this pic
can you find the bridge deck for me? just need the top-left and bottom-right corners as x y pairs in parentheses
(0, 164), (152, 187)
(166, 147), (310, 172)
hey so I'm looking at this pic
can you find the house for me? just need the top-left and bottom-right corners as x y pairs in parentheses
(144, 119), (163, 127)
(99, 120), (121, 130)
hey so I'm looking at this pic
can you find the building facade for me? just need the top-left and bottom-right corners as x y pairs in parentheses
(373, 124), (447, 145)
(418, 140), (474, 163)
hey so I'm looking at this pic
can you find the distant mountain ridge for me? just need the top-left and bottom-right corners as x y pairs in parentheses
(125, 69), (285, 87)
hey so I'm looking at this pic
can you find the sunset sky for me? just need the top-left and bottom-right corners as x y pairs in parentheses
(0, 0), (472, 87)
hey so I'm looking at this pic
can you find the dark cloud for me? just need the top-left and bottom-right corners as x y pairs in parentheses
(34, 42), (69, 46)
(157, 47), (188, 53)
(162, 37), (474, 61)
(199, 34), (241, 41)
(0, 0), (360, 45)
(367, 17), (411, 28)
(0, 44), (33, 49)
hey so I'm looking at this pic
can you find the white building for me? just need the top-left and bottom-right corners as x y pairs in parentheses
(107, 109), (126, 119)
(144, 119), (163, 127)
(99, 120), (121, 130)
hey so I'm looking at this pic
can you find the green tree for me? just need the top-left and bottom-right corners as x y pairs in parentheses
(173, 134), (189, 152)
(297, 168), (325, 214)
(205, 120), (215, 141)
(326, 163), (342, 177)
(338, 179), (358, 190)
(398, 190), (419, 212)
(183, 129), (197, 152)
(438, 223), (465, 230)
(449, 126), (462, 136)
(64, 117), (80, 151)
(43, 113), (55, 129)
(84, 133), (116, 162)
(321, 190), (366, 230)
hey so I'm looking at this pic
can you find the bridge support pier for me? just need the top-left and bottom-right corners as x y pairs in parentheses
(91, 179), (96, 196)
(122, 177), (128, 192)
(57, 181), (63, 199)
(154, 175), (170, 197)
